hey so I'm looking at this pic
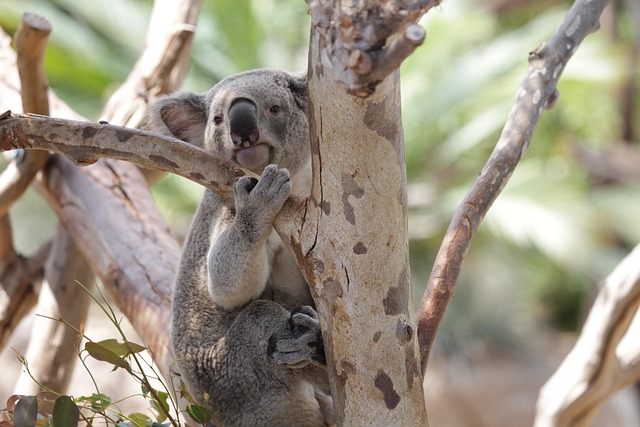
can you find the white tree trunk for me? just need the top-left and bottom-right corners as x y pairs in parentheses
(293, 27), (428, 426)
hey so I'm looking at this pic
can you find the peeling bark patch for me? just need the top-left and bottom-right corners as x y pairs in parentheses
(323, 277), (343, 303)
(82, 126), (99, 139)
(352, 241), (367, 254)
(395, 319), (412, 346)
(375, 370), (400, 410)
(373, 331), (382, 343)
(190, 172), (205, 181)
(311, 258), (325, 275)
(364, 98), (397, 143)
(336, 359), (356, 389)
(149, 154), (179, 170)
(321, 200), (331, 215)
(116, 129), (134, 142)
(341, 173), (364, 226)
(383, 285), (405, 316)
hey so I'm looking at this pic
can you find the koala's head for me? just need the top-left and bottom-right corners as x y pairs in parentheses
(146, 69), (309, 177)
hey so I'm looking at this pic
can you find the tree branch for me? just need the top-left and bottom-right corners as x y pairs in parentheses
(0, 113), (245, 199)
(0, 13), (52, 243)
(0, 112), (306, 238)
(534, 244), (640, 427)
(415, 0), (610, 373)
(14, 229), (94, 395)
(100, 0), (200, 126)
(0, 238), (49, 347)
(307, 0), (440, 97)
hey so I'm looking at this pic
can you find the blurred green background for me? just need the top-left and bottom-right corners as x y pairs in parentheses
(0, 0), (639, 363)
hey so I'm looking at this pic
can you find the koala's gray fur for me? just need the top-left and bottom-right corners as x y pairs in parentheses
(145, 69), (331, 427)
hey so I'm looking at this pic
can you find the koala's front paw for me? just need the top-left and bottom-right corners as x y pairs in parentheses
(235, 165), (291, 235)
(268, 306), (325, 368)
(236, 164), (291, 208)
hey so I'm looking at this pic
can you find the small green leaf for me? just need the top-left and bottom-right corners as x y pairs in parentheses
(149, 390), (170, 423)
(95, 338), (129, 356)
(14, 396), (37, 427)
(124, 341), (146, 355)
(52, 396), (79, 427)
(76, 393), (111, 411)
(186, 404), (212, 424)
(127, 412), (151, 427)
(85, 341), (130, 370)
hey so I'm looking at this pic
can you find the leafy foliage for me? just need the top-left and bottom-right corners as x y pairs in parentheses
(0, 285), (211, 426)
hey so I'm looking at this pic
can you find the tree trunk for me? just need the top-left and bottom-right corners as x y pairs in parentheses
(292, 26), (428, 426)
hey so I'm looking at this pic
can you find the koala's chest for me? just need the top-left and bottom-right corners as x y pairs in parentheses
(264, 231), (313, 309)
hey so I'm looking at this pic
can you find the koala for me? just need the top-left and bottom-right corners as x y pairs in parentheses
(145, 69), (332, 427)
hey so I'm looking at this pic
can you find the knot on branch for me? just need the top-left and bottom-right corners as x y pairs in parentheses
(308, 0), (439, 97)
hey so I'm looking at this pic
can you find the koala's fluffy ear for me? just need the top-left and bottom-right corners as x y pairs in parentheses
(146, 92), (208, 148)
(287, 73), (308, 112)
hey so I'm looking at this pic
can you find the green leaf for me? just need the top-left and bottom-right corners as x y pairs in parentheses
(14, 396), (37, 427)
(85, 341), (130, 371)
(126, 412), (151, 427)
(76, 393), (111, 411)
(186, 404), (212, 425)
(89, 338), (146, 357)
(125, 341), (146, 355)
(52, 396), (79, 427)
(149, 390), (170, 423)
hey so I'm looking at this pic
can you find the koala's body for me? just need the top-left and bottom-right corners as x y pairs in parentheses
(146, 69), (331, 427)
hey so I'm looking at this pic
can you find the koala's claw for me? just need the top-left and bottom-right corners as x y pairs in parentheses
(236, 176), (259, 194)
(289, 305), (319, 332)
(268, 306), (325, 367)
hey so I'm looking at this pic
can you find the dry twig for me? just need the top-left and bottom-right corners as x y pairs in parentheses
(415, 0), (610, 372)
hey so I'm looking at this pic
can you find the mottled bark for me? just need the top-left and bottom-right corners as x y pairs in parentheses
(291, 21), (428, 427)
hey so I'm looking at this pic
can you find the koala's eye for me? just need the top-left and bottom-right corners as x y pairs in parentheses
(213, 116), (223, 125)
(269, 105), (281, 115)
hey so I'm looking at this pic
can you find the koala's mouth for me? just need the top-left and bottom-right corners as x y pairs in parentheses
(234, 143), (271, 171)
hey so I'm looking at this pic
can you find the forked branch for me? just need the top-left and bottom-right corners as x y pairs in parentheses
(308, 0), (440, 96)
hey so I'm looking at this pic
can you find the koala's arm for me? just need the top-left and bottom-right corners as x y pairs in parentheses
(207, 165), (292, 309)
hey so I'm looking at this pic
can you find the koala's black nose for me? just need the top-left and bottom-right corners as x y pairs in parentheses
(229, 98), (260, 147)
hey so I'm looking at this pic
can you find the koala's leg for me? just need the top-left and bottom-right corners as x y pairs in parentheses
(212, 300), (327, 427)
(207, 165), (292, 310)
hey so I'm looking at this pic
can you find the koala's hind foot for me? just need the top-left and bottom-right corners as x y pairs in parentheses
(268, 306), (325, 368)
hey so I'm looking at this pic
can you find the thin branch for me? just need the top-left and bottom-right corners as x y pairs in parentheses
(0, 12), (51, 224)
(534, 244), (640, 427)
(0, 239), (50, 347)
(415, 0), (611, 373)
(307, 0), (439, 97)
